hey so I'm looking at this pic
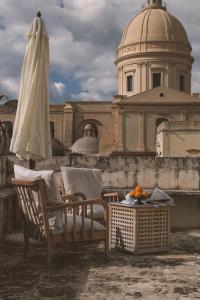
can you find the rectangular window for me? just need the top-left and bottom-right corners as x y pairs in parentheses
(153, 73), (161, 88)
(180, 75), (185, 92)
(127, 75), (133, 92)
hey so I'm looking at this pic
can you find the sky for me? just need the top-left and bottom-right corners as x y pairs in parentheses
(0, 0), (199, 104)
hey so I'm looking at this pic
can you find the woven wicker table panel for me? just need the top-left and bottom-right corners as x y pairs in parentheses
(109, 203), (170, 255)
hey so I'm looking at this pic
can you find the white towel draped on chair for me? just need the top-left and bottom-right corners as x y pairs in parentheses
(61, 167), (105, 219)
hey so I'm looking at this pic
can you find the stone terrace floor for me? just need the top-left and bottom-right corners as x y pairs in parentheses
(1, 230), (200, 300)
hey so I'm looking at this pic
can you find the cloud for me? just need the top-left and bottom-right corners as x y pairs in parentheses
(0, 77), (19, 97)
(54, 82), (66, 94)
(68, 0), (107, 20)
(49, 81), (67, 103)
(0, 0), (199, 103)
(72, 52), (117, 100)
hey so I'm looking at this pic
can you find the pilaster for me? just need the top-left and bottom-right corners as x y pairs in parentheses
(113, 105), (124, 152)
(138, 111), (145, 151)
(63, 103), (75, 151)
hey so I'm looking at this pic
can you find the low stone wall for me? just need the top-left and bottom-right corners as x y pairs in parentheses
(6, 154), (200, 229)
(27, 155), (200, 191)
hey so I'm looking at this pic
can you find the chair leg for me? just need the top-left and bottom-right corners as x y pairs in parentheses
(104, 238), (109, 262)
(23, 229), (30, 259)
(47, 240), (53, 268)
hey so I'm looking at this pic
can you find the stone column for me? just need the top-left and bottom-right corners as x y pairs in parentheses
(146, 62), (149, 91)
(137, 63), (142, 94)
(119, 67), (123, 96)
(113, 104), (124, 152)
(118, 108), (124, 151)
(135, 60), (149, 93)
(138, 111), (145, 152)
(63, 103), (75, 151)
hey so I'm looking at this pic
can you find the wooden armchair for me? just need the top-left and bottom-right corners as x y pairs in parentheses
(12, 178), (109, 268)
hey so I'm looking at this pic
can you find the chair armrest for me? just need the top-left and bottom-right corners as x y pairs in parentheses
(46, 198), (108, 212)
(61, 194), (73, 203)
(66, 198), (107, 209)
(103, 192), (122, 197)
(61, 192), (87, 202)
(45, 202), (67, 211)
(102, 191), (124, 203)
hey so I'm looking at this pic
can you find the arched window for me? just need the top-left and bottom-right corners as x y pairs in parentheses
(180, 75), (185, 92)
(0, 121), (13, 155)
(76, 119), (102, 140)
(127, 75), (133, 92)
(153, 73), (161, 88)
(49, 121), (55, 138)
(2, 121), (13, 138)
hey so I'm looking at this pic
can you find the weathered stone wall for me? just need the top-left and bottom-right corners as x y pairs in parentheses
(26, 155), (200, 191)
(6, 154), (200, 229)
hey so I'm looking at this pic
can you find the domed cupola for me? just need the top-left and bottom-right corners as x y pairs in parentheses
(115, 0), (194, 97)
(145, 0), (166, 9)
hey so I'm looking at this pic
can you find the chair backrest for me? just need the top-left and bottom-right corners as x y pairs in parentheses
(12, 178), (50, 240)
(61, 167), (103, 199)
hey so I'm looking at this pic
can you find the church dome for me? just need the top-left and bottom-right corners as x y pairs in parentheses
(120, 6), (190, 48)
(71, 123), (99, 155)
(116, 0), (193, 96)
(71, 137), (98, 155)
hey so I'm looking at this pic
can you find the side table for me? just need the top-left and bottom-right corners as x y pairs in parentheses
(109, 203), (170, 255)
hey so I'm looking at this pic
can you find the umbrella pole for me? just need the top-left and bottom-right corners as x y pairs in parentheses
(29, 11), (40, 173)
(29, 159), (35, 170)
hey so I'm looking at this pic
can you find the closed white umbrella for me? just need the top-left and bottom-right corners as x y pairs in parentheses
(10, 12), (51, 166)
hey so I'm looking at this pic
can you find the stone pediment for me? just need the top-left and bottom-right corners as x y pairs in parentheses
(114, 87), (200, 104)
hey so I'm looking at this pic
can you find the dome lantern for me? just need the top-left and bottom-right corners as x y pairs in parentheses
(144, 0), (166, 10)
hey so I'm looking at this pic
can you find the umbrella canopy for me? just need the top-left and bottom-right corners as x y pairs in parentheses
(10, 13), (51, 161)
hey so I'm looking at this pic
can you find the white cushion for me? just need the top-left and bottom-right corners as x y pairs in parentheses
(54, 171), (62, 191)
(50, 214), (105, 235)
(14, 165), (62, 204)
(87, 205), (105, 220)
(14, 165), (63, 229)
(61, 167), (105, 219)
(60, 167), (103, 199)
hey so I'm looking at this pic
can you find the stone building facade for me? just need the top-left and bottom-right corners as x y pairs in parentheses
(157, 121), (200, 157)
(0, 0), (200, 156)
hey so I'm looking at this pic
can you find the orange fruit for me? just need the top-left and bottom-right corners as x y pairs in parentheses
(143, 191), (150, 198)
(129, 191), (135, 197)
(134, 185), (142, 193)
(135, 191), (142, 198)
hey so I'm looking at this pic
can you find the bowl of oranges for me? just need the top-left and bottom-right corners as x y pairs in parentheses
(126, 185), (150, 205)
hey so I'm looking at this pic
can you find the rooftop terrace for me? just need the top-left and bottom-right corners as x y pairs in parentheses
(1, 230), (200, 300)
